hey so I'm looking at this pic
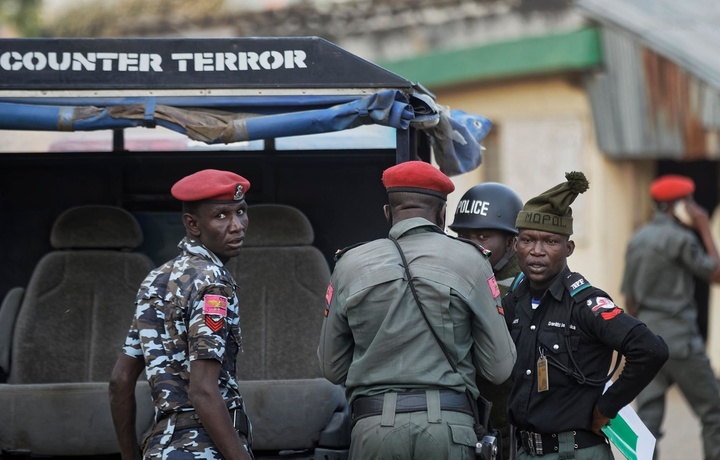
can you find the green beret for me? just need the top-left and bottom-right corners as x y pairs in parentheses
(515, 171), (589, 235)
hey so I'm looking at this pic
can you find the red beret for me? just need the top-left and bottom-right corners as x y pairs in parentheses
(649, 175), (695, 201)
(382, 161), (455, 199)
(171, 169), (251, 202)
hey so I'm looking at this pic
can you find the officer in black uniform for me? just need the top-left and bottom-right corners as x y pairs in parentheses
(449, 182), (524, 460)
(503, 172), (669, 459)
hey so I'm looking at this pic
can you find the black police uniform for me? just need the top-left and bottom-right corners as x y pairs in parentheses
(502, 267), (668, 457)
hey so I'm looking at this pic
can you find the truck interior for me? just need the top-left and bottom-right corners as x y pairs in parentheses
(0, 36), (490, 459)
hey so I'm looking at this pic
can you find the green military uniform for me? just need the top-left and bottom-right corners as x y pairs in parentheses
(318, 217), (517, 460)
(622, 211), (720, 459)
(477, 251), (520, 459)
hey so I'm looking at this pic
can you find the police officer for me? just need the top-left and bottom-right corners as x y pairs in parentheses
(450, 182), (523, 297)
(109, 169), (253, 460)
(504, 172), (669, 459)
(318, 161), (517, 460)
(449, 182), (523, 459)
(621, 174), (720, 460)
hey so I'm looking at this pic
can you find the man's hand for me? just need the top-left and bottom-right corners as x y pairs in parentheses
(683, 198), (710, 229)
(591, 406), (610, 436)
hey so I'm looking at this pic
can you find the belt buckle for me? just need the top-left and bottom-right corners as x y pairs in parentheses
(520, 430), (544, 456)
(533, 432), (544, 455)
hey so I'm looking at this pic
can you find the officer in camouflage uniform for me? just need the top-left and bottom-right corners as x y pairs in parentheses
(318, 161), (517, 460)
(449, 182), (524, 460)
(109, 169), (254, 460)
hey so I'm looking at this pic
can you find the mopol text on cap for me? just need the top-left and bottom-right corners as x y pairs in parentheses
(171, 169), (251, 202)
(382, 160), (455, 200)
(649, 175), (695, 202)
(515, 171), (589, 236)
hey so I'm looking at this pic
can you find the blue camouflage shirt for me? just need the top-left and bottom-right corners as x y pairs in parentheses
(123, 236), (243, 417)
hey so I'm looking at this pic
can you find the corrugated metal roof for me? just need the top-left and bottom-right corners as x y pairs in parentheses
(577, 0), (720, 91)
(577, 0), (720, 159)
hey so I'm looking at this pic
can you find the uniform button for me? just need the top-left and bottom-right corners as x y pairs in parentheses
(530, 325), (536, 330)
(553, 344), (559, 350)
(526, 369), (531, 375)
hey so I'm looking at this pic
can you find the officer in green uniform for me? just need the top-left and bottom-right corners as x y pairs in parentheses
(504, 172), (668, 460)
(449, 182), (524, 460)
(318, 161), (517, 460)
(622, 174), (720, 460)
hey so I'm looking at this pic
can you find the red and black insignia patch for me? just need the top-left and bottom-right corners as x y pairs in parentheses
(586, 297), (622, 320)
(205, 316), (224, 332)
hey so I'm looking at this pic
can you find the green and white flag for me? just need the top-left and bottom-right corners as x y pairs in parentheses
(603, 381), (656, 460)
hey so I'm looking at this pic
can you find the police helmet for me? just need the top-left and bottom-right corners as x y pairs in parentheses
(449, 183), (523, 234)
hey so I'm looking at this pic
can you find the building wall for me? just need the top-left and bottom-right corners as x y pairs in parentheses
(436, 75), (655, 303)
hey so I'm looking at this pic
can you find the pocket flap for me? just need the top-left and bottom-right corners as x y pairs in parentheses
(449, 423), (477, 447)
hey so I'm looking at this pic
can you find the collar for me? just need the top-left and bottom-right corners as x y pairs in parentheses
(546, 266), (572, 301)
(177, 236), (225, 267)
(516, 266), (571, 302)
(388, 217), (445, 240)
(652, 210), (681, 226)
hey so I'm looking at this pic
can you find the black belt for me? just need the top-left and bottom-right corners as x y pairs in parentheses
(158, 408), (251, 439)
(351, 390), (474, 425)
(517, 429), (606, 456)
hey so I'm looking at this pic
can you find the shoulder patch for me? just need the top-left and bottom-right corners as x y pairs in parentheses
(203, 294), (227, 332)
(586, 296), (623, 320)
(324, 283), (333, 317)
(203, 294), (228, 317)
(563, 272), (592, 298)
(487, 275), (501, 299)
(334, 241), (369, 262)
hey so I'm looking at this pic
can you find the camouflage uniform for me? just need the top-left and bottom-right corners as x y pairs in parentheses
(122, 236), (247, 459)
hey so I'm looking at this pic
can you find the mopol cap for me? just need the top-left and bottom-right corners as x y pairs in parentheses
(515, 171), (589, 236)
(171, 169), (251, 202)
(650, 175), (695, 202)
(382, 160), (455, 200)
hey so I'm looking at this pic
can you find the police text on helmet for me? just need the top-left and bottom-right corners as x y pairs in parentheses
(456, 199), (490, 216)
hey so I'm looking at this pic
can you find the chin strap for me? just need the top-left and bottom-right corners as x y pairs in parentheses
(492, 249), (515, 272)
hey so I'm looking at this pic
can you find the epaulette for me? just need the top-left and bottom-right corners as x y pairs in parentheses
(563, 271), (620, 320)
(562, 271), (594, 303)
(334, 241), (369, 262)
(446, 234), (492, 260)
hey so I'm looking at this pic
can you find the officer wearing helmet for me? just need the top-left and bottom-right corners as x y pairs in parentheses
(449, 182), (524, 297)
(449, 182), (523, 460)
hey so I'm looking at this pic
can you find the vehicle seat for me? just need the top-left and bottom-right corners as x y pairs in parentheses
(0, 205), (156, 456)
(226, 204), (350, 457)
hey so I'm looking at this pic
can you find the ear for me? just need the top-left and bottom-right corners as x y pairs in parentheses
(566, 239), (576, 257)
(183, 212), (202, 238)
(383, 204), (392, 225)
(437, 202), (447, 229)
(506, 235), (516, 250)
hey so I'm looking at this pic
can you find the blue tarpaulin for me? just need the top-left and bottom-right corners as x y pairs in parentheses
(0, 89), (490, 175)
